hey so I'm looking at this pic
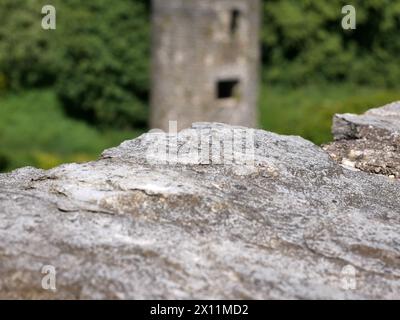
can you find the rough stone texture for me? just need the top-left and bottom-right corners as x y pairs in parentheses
(323, 101), (400, 178)
(1, 122), (400, 299)
(151, 0), (260, 131)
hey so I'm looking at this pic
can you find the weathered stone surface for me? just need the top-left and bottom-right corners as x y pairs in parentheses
(0, 122), (399, 299)
(151, 0), (261, 131)
(323, 101), (400, 178)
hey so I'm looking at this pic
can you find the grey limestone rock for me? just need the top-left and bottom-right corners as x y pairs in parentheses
(324, 101), (400, 178)
(0, 122), (399, 299)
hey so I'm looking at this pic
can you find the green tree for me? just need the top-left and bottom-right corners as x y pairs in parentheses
(56, 0), (150, 128)
(0, 0), (150, 128)
(0, 0), (62, 89)
(262, 0), (400, 87)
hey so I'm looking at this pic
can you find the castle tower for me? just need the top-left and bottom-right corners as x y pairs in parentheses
(151, 0), (261, 131)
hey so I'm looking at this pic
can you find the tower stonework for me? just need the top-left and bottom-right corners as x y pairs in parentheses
(151, 0), (261, 131)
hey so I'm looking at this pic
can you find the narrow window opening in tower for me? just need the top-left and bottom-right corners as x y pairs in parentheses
(217, 79), (240, 99)
(230, 9), (241, 35)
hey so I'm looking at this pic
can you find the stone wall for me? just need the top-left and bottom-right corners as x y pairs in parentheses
(1, 102), (400, 299)
(151, 0), (261, 131)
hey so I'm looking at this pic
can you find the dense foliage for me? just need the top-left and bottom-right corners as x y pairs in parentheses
(2, 0), (400, 172)
(2, 0), (400, 125)
(0, 0), (62, 90)
(262, 0), (400, 86)
(56, 0), (150, 127)
(0, 0), (150, 128)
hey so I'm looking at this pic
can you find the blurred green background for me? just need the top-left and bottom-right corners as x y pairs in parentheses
(1, 0), (400, 172)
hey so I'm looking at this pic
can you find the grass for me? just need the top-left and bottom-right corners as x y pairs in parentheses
(259, 83), (400, 145)
(2, 84), (400, 172)
(0, 89), (144, 172)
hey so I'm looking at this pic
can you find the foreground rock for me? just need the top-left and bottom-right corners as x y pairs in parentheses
(0, 122), (400, 299)
(323, 101), (400, 178)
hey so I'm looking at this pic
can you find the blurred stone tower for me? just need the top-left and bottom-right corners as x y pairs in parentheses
(151, 0), (261, 131)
